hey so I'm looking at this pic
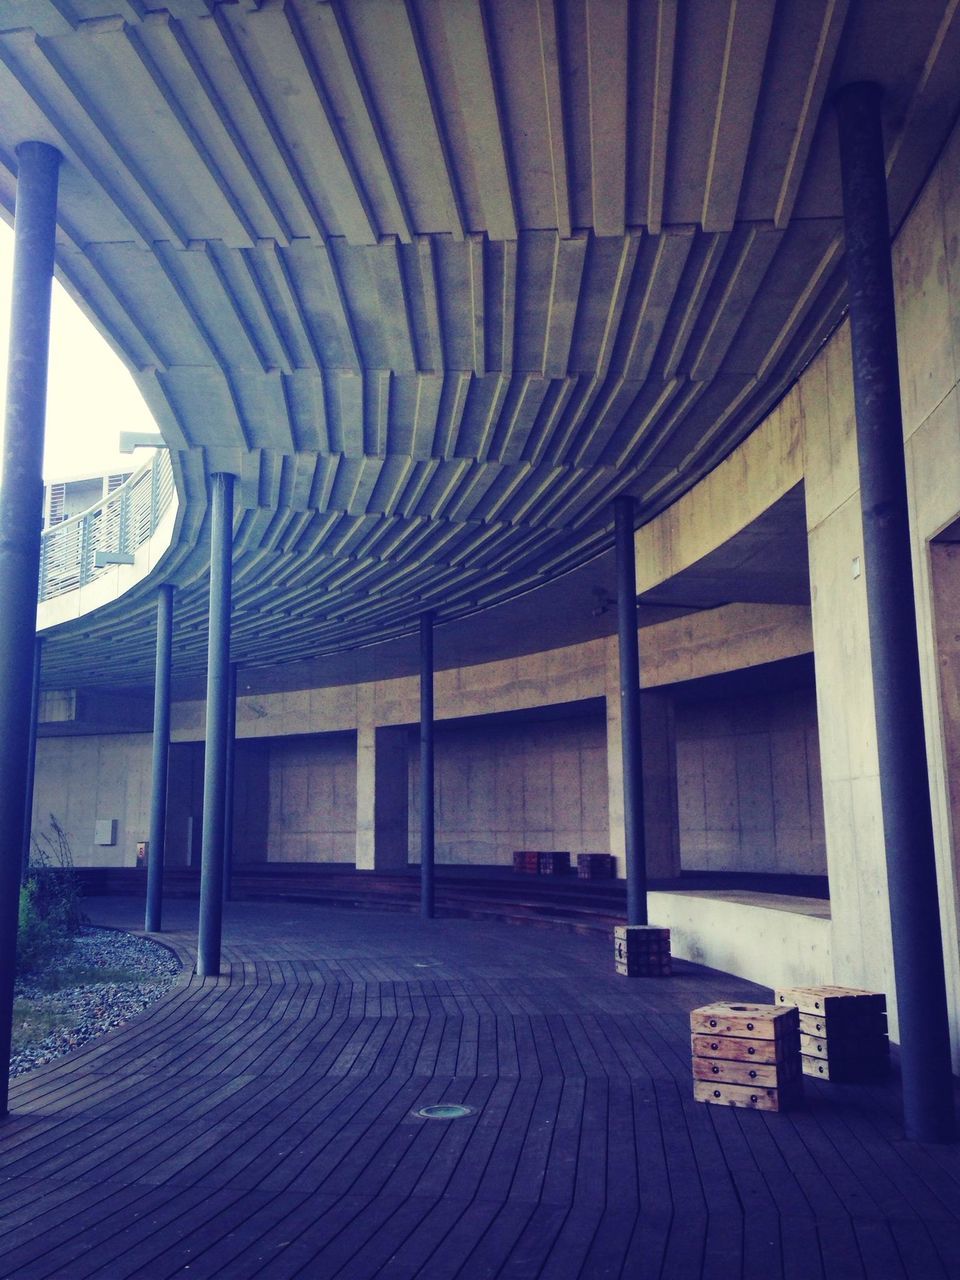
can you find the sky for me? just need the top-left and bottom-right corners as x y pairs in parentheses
(0, 221), (159, 482)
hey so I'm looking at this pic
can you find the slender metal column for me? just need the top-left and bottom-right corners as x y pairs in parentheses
(222, 662), (238, 905)
(145, 585), (173, 933)
(836, 82), (956, 1142)
(420, 612), (435, 919)
(197, 473), (234, 977)
(20, 637), (43, 882)
(615, 495), (647, 926)
(0, 141), (61, 1118)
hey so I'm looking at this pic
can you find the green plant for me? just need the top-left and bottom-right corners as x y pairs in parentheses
(17, 879), (60, 973)
(18, 815), (85, 975)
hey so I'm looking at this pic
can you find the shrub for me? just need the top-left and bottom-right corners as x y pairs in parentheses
(18, 815), (85, 976)
(17, 879), (59, 973)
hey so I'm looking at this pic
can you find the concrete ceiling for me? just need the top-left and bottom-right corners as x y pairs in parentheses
(6, 0), (956, 686)
(178, 481), (808, 699)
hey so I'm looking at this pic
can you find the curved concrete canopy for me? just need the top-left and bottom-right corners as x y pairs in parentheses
(4, 0), (957, 685)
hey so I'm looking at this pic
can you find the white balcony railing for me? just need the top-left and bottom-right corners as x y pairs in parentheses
(38, 450), (175, 601)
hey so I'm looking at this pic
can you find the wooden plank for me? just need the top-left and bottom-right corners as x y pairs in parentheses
(0, 894), (958, 1280)
(690, 1002), (799, 1040)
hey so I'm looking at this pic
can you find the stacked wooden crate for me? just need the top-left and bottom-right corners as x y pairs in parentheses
(614, 924), (671, 976)
(512, 851), (541, 874)
(537, 851), (570, 875)
(577, 853), (615, 879)
(774, 985), (889, 1082)
(690, 1001), (802, 1111)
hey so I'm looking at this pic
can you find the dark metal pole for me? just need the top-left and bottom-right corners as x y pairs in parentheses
(615, 495), (647, 926)
(197, 473), (234, 977)
(420, 611), (435, 919)
(836, 81), (956, 1143)
(145, 585), (173, 933)
(20, 637), (43, 883)
(0, 141), (61, 1118)
(222, 661), (237, 905)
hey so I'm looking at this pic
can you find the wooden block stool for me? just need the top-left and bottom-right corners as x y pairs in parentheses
(512, 851), (541, 874)
(577, 853), (615, 880)
(614, 924), (671, 976)
(774, 985), (889, 1082)
(690, 1002), (802, 1111)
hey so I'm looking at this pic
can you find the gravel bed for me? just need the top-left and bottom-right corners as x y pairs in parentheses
(11, 927), (183, 1077)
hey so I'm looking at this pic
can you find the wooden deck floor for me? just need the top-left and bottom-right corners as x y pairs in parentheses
(2, 897), (958, 1279)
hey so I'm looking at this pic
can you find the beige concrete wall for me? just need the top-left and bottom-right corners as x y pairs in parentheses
(620, 111), (960, 1053)
(356, 726), (409, 870)
(895, 117), (960, 1053)
(32, 733), (152, 867)
(633, 391), (803, 593)
(409, 714), (609, 866)
(651, 890), (832, 991)
(675, 688), (825, 875)
(263, 735), (356, 863)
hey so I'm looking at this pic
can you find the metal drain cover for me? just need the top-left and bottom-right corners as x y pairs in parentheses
(415, 1104), (475, 1120)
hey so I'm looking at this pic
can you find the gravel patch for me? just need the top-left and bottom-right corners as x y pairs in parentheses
(11, 927), (183, 1077)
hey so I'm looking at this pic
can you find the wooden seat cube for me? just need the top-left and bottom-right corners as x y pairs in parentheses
(614, 924), (671, 976)
(690, 1002), (802, 1111)
(537, 851), (570, 875)
(577, 853), (615, 880)
(775, 985), (889, 1083)
(513, 850), (541, 874)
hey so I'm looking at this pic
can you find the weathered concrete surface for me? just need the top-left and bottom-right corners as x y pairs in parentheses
(356, 725), (408, 871)
(650, 889), (832, 992)
(676, 687), (825, 875)
(408, 712), (608, 868)
(32, 733), (152, 867)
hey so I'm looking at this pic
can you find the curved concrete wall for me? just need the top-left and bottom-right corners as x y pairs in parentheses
(30, 110), (960, 1061)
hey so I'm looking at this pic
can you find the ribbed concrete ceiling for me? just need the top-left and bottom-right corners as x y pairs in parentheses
(3, 0), (957, 685)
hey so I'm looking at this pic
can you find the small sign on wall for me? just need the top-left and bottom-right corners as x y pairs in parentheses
(94, 818), (117, 847)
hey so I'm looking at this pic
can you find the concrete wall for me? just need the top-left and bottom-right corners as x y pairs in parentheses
(263, 734), (356, 863)
(408, 713), (608, 866)
(27, 110), (960, 1059)
(675, 688), (826, 875)
(651, 890), (832, 991)
(624, 112), (960, 1053)
(32, 733), (152, 867)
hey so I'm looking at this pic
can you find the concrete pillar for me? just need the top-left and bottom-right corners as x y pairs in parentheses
(20, 637), (43, 882)
(145, 584), (173, 933)
(197, 472), (234, 978)
(222, 662), (237, 903)
(836, 82), (955, 1141)
(0, 141), (61, 1118)
(606, 662), (680, 882)
(355, 725), (410, 871)
(420, 612), (435, 917)
(614, 496), (647, 923)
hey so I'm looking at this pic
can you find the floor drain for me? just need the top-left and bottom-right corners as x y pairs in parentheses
(415, 1104), (475, 1120)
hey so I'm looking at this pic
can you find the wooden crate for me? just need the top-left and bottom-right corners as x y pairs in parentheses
(692, 1054), (800, 1088)
(775, 984), (886, 1026)
(577, 853), (615, 880)
(800, 1051), (890, 1083)
(693, 1078), (803, 1112)
(537, 851), (571, 876)
(614, 924), (671, 976)
(690, 1002), (802, 1112)
(691, 1002), (800, 1041)
(775, 985), (889, 1083)
(512, 851), (541, 874)
(691, 1031), (797, 1065)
